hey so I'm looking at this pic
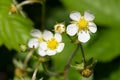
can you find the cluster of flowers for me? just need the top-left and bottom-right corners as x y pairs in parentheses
(28, 23), (65, 56)
(28, 11), (97, 57)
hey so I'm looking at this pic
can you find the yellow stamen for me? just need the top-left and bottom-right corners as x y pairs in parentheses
(38, 37), (44, 42)
(78, 17), (88, 30)
(47, 38), (58, 50)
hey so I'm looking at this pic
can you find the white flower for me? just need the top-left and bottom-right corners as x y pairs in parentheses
(54, 23), (65, 34)
(38, 30), (65, 56)
(66, 11), (97, 43)
(28, 29), (44, 49)
(28, 29), (65, 57)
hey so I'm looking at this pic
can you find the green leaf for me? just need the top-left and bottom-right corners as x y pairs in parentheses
(84, 29), (120, 62)
(0, 0), (33, 51)
(0, 0), (12, 15)
(0, 0), (12, 4)
(0, 14), (33, 51)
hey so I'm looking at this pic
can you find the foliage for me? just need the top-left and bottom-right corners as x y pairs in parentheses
(0, 0), (33, 51)
(0, 0), (120, 80)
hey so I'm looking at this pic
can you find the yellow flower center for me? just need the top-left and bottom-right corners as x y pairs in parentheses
(56, 25), (62, 32)
(47, 38), (58, 50)
(78, 18), (88, 30)
(38, 37), (44, 42)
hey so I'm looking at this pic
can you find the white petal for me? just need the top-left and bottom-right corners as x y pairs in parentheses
(56, 43), (65, 53)
(78, 31), (90, 43)
(40, 42), (47, 50)
(66, 24), (78, 36)
(43, 30), (53, 41)
(28, 38), (39, 48)
(46, 50), (56, 56)
(84, 11), (95, 21)
(38, 48), (47, 56)
(59, 28), (65, 33)
(70, 11), (81, 21)
(54, 33), (62, 42)
(30, 29), (42, 38)
(88, 22), (97, 33)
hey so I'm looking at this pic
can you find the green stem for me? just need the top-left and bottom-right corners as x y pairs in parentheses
(42, 62), (61, 76)
(79, 43), (86, 64)
(16, 0), (46, 30)
(17, 0), (42, 8)
(64, 45), (79, 80)
(19, 76), (24, 80)
(66, 35), (74, 42)
(40, 0), (46, 31)
(23, 48), (34, 69)
(32, 60), (41, 80)
(16, 0), (43, 17)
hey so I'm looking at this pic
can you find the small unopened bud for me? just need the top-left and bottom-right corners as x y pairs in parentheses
(15, 68), (27, 77)
(9, 4), (18, 15)
(54, 23), (65, 34)
(81, 68), (93, 77)
(20, 44), (27, 52)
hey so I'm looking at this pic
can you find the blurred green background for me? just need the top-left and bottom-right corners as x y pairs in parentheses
(0, 0), (120, 80)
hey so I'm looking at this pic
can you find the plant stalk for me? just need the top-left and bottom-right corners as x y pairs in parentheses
(23, 48), (34, 69)
(32, 60), (41, 80)
(64, 44), (79, 80)
(79, 43), (86, 64)
(42, 62), (61, 76)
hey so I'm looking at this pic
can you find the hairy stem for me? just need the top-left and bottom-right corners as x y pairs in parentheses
(79, 43), (86, 64)
(32, 61), (41, 80)
(42, 62), (61, 76)
(23, 48), (34, 69)
(17, 0), (42, 8)
(64, 45), (79, 80)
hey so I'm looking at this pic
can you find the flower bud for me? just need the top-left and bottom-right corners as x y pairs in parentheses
(9, 4), (18, 14)
(81, 68), (93, 77)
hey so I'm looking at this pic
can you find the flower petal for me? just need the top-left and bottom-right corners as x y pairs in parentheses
(46, 50), (56, 56)
(43, 30), (53, 41)
(28, 38), (39, 48)
(84, 11), (95, 21)
(30, 29), (42, 38)
(78, 31), (90, 43)
(38, 48), (47, 56)
(54, 33), (62, 42)
(56, 43), (65, 53)
(88, 22), (97, 33)
(40, 42), (47, 50)
(70, 11), (81, 21)
(66, 24), (78, 36)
